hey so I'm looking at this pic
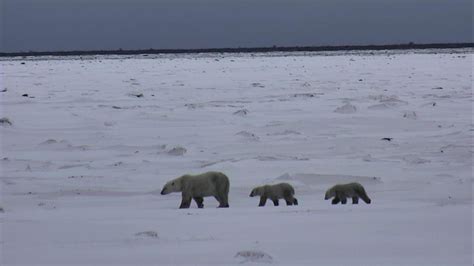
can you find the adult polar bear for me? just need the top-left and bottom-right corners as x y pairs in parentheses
(161, 171), (230, 208)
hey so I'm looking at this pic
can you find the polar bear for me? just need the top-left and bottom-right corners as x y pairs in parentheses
(249, 183), (298, 207)
(324, 182), (371, 204)
(161, 171), (230, 208)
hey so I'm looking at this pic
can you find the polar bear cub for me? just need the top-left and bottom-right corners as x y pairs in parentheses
(250, 183), (298, 207)
(324, 182), (371, 204)
(161, 171), (230, 208)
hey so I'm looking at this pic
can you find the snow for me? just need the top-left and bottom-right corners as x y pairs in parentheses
(0, 50), (472, 265)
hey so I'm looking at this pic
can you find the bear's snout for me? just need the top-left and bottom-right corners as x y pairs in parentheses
(160, 188), (166, 195)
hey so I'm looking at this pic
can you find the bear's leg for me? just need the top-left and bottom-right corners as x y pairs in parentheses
(193, 197), (204, 208)
(283, 191), (293, 206)
(340, 197), (347, 204)
(215, 195), (229, 208)
(352, 197), (359, 204)
(220, 192), (229, 208)
(332, 197), (340, 204)
(285, 195), (296, 206)
(179, 196), (192, 209)
(272, 199), (279, 206)
(335, 191), (347, 204)
(258, 196), (267, 207)
(214, 196), (221, 206)
(355, 187), (371, 204)
(214, 188), (228, 208)
(218, 202), (229, 208)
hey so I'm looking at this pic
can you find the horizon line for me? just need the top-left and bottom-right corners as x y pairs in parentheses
(1, 42), (473, 58)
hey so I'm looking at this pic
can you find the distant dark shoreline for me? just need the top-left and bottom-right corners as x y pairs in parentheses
(1, 43), (472, 57)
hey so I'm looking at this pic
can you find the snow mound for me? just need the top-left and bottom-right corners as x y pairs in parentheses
(334, 103), (357, 114)
(300, 82), (311, 87)
(368, 103), (392, 110)
(104, 121), (117, 127)
(362, 154), (376, 162)
(185, 103), (203, 109)
(292, 93), (320, 98)
(236, 131), (260, 141)
(128, 92), (144, 98)
(403, 111), (417, 119)
(251, 82), (265, 88)
(421, 102), (437, 107)
(439, 144), (472, 156)
(256, 155), (309, 162)
(402, 155), (430, 164)
(0, 117), (13, 126)
(38, 139), (72, 149)
(40, 139), (58, 145)
(369, 94), (408, 106)
(275, 173), (292, 180)
(58, 163), (90, 170)
(235, 250), (273, 264)
(267, 130), (302, 136)
(233, 109), (249, 116)
(135, 231), (159, 238)
(167, 146), (187, 156)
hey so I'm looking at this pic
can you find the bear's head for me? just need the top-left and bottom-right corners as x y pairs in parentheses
(324, 187), (336, 200)
(161, 177), (183, 195)
(249, 186), (263, 197)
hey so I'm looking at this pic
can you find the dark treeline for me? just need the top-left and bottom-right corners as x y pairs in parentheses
(1, 43), (472, 57)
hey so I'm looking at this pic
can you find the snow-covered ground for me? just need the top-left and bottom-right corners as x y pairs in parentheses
(0, 50), (472, 265)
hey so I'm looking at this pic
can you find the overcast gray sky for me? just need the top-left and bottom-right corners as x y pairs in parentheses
(1, 0), (472, 52)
